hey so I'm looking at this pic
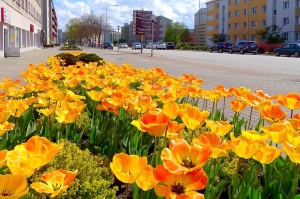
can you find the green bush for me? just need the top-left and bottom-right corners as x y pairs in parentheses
(199, 45), (210, 51)
(77, 53), (104, 66)
(34, 139), (118, 199)
(55, 53), (79, 66)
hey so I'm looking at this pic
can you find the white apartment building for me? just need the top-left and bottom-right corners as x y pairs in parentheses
(0, 0), (42, 58)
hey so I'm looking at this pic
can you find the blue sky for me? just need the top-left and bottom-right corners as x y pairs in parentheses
(53, 0), (207, 31)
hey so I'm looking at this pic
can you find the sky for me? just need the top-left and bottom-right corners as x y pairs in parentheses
(53, 0), (207, 31)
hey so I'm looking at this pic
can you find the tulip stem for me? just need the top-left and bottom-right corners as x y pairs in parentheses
(125, 183), (128, 199)
(151, 137), (157, 166)
(248, 107), (253, 129)
(163, 124), (169, 148)
(291, 109), (294, 119)
(222, 97), (225, 117)
(292, 163), (300, 198)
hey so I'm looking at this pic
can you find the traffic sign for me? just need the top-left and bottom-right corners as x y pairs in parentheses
(133, 10), (152, 35)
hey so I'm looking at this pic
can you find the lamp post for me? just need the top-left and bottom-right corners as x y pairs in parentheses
(151, 19), (154, 57)
(105, 5), (118, 42)
(117, 25), (120, 51)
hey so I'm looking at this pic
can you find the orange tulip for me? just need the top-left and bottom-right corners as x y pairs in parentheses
(277, 92), (300, 110)
(214, 84), (230, 97)
(131, 109), (169, 137)
(230, 132), (260, 159)
(8, 99), (29, 117)
(259, 104), (286, 124)
(193, 132), (236, 158)
(24, 136), (63, 168)
(282, 141), (300, 164)
(166, 121), (185, 139)
(30, 169), (77, 198)
(0, 150), (7, 168)
(230, 98), (247, 113)
(6, 145), (35, 178)
(87, 90), (107, 101)
(205, 120), (234, 137)
(135, 165), (158, 191)
(110, 153), (148, 184)
(253, 141), (282, 164)
(0, 174), (28, 198)
(179, 106), (210, 130)
(153, 165), (207, 198)
(0, 121), (15, 136)
(260, 121), (294, 143)
(0, 104), (11, 123)
(161, 138), (212, 174)
(289, 113), (300, 131)
(162, 102), (181, 120)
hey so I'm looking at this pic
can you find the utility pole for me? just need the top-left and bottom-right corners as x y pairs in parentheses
(117, 25), (120, 51)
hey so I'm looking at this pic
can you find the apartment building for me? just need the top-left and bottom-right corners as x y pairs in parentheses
(267, 0), (300, 42)
(205, 0), (267, 46)
(199, 0), (300, 46)
(194, 8), (207, 46)
(0, 0), (42, 58)
(42, 0), (58, 46)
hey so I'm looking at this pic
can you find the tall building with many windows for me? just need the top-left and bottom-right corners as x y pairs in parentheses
(194, 8), (207, 46)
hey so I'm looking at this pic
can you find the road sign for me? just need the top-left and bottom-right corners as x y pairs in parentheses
(133, 10), (152, 35)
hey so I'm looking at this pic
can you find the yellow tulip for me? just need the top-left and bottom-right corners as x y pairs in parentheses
(179, 106), (209, 131)
(0, 174), (29, 198)
(0, 150), (7, 168)
(206, 120), (234, 137)
(253, 141), (282, 164)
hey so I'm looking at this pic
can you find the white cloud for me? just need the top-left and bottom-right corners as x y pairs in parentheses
(54, 0), (207, 31)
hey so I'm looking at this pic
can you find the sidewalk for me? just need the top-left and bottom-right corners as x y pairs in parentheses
(0, 47), (62, 81)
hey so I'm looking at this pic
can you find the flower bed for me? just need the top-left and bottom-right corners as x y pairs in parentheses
(0, 52), (300, 198)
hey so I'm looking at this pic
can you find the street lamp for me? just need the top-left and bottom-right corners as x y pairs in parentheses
(105, 5), (118, 42)
(117, 25), (120, 51)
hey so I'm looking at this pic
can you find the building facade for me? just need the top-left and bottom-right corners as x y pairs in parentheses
(199, 0), (300, 46)
(0, 0), (42, 58)
(194, 8), (207, 46)
(42, 0), (58, 46)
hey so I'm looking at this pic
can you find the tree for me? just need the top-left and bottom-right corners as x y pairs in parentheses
(210, 33), (228, 43)
(256, 25), (285, 44)
(164, 22), (190, 46)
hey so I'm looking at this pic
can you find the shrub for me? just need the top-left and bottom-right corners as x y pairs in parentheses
(77, 53), (104, 66)
(200, 45), (210, 51)
(33, 139), (118, 199)
(55, 53), (79, 66)
(257, 42), (286, 53)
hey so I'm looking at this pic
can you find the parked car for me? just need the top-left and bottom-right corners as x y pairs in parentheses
(273, 43), (300, 57)
(209, 42), (232, 53)
(132, 42), (142, 50)
(103, 41), (113, 50)
(158, 42), (166, 50)
(118, 43), (128, 49)
(146, 43), (153, 49)
(152, 42), (160, 49)
(166, 42), (175, 50)
(229, 41), (257, 54)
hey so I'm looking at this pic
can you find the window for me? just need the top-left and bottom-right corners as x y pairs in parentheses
(243, 35), (247, 40)
(244, 0), (248, 2)
(273, 10), (277, 16)
(243, 22), (247, 28)
(283, 17), (289, 26)
(234, 35), (239, 41)
(262, 20), (267, 27)
(228, 12), (231, 17)
(234, 23), (239, 29)
(262, 5), (267, 12)
(297, 0), (300, 7)
(228, 0), (231, 6)
(235, 0), (240, 4)
(295, 33), (300, 41)
(296, 16), (300, 24)
(235, 10), (240, 16)
(251, 21), (257, 28)
(251, 35), (256, 41)
(252, 7), (257, 14)
(283, 33), (288, 41)
(217, 3), (220, 8)
(216, 25), (219, 30)
(244, 9), (247, 15)
(283, 1), (289, 9)
(228, 24), (231, 29)
(216, 14), (219, 19)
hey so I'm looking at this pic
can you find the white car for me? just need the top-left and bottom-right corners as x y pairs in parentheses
(157, 42), (166, 50)
(132, 42), (142, 50)
(152, 42), (160, 49)
(119, 43), (128, 48)
(146, 43), (153, 49)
